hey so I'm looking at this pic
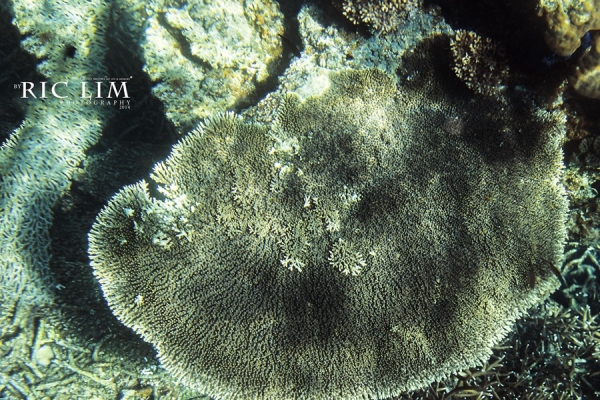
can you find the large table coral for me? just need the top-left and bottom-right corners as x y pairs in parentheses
(89, 37), (567, 399)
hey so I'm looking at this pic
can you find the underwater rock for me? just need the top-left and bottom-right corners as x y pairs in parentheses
(89, 37), (567, 399)
(140, 0), (284, 132)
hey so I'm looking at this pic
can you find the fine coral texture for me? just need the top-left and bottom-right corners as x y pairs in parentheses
(1, 0), (110, 306)
(89, 39), (567, 399)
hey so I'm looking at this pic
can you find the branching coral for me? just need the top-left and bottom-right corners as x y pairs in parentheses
(89, 38), (567, 398)
(341, 0), (423, 34)
(450, 30), (510, 96)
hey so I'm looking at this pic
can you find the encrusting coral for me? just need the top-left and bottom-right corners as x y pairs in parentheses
(537, 0), (600, 100)
(89, 36), (568, 399)
(570, 31), (600, 99)
(537, 0), (600, 57)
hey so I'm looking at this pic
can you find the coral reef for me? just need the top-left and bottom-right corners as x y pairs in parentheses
(570, 31), (600, 99)
(450, 29), (510, 96)
(537, 0), (600, 57)
(2, 0), (598, 397)
(247, 5), (450, 127)
(340, 0), (423, 34)
(0, 1), (451, 397)
(137, 0), (284, 131)
(89, 39), (567, 398)
(564, 158), (600, 247)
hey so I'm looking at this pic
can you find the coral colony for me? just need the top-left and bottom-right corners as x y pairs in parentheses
(1, 0), (599, 399)
(89, 65), (566, 399)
